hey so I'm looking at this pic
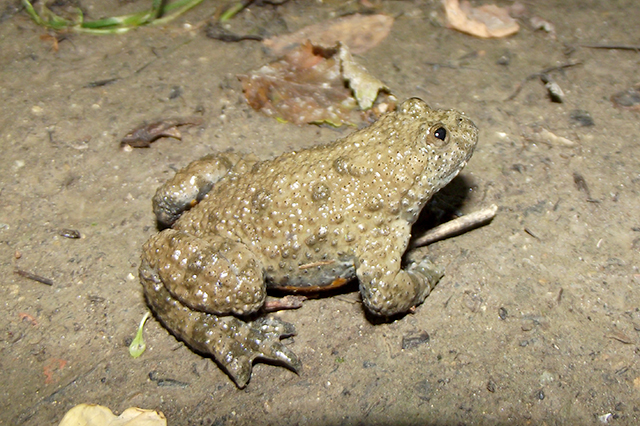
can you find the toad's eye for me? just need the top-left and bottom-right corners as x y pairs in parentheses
(434, 127), (447, 141)
(423, 123), (450, 147)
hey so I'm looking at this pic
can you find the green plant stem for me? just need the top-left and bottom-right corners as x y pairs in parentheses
(22, 0), (204, 34)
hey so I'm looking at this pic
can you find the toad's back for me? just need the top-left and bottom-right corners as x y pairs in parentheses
(170, 99), (478, 291)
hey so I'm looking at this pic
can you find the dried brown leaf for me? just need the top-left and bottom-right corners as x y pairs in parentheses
(263, 14), (393, 56)
(444, 0), (519, 38)
(611, 84), (640, 110)
(120, 117), (203, 148)
(239, 42), (393, 126)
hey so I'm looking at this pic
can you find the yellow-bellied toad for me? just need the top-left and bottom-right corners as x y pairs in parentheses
(139, 98), (478, 387)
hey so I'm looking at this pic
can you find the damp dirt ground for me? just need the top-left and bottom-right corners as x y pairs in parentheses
(1, 0), (640, 424)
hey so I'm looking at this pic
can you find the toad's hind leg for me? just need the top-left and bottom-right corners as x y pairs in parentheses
(142, 229), (267, 315)
(140, 229), (301, 387)
(153, 153), (250, 227)
(141, 273), (300, 388)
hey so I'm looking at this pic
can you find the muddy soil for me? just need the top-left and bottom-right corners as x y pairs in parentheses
(1, 0), (639, 424)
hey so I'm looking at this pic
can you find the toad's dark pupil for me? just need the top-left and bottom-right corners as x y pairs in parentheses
(434, 127), (447, 141)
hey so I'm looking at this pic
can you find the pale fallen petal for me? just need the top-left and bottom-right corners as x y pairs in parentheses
(263, 14), (393, 56)
(443, 0), (519, 38)
(58, 404), (166, 426)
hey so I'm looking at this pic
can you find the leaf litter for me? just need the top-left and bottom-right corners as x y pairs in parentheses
(238, 13), (396, 126)
(239, 42), (395, 126)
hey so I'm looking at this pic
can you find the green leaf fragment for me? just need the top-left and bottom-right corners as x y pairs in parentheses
(129, 312), (151, 358)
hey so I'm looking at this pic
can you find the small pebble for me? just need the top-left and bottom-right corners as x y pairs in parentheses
(401, 331), (430, 350)
(521, 320), (535, 331)
(498, 307), (508, 320)
(60, 229), (82, 239)
(570, 109), (595, 127)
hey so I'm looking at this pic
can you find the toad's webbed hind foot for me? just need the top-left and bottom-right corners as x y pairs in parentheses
(227, 316), (301, 386)
(140, 265), (301, 388)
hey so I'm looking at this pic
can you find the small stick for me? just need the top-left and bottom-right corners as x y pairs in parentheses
(581, 44), (640, 51)
(205, 22), (264, 42)
(263, 295), (307, 312)
(411, 204), (498, 248)
(85, 78), (119, 88)
(506, 62), (582, 101)
(14, 269), (54, 286)
(524, 228), (540, 239)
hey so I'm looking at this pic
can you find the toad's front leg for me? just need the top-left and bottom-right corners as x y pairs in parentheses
(140, 229), (301, 387)
(355, 233), (444, 317)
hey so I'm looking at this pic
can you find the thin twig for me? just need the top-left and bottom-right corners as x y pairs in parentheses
(581, 44), (640, 51)
(506, 62), (582, 101)
(14, 269), (54, 286)
(263, 295), (307, 312)
(411, 205), (498, 248)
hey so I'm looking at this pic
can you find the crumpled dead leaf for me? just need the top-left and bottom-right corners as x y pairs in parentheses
(239, 42), (394, 126)
(611, 84), (640, 111)
(263, 14), (393, 56)
(120, 117), (203, 148)
(443, 0), (519, 38)
(58, 404), (166, 426)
